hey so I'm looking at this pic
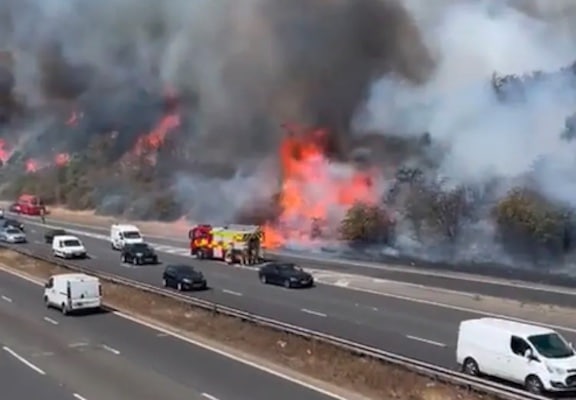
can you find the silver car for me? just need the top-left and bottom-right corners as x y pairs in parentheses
(0, 227), (27, 243)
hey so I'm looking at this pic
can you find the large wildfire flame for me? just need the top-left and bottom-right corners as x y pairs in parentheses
(25, 152), (71, 173)
(263, 124), (380, 248)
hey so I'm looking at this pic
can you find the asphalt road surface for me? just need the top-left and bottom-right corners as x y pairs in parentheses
(18, 213), (576, 307)
(0, 269), (338, 400)
(5, 215), (576, 370)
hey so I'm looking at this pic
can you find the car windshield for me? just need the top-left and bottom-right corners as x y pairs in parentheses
(176, 266), (195, 274)
(528, 333), (574, 359)
(6, 229), (20, 234)
(124, 231), (141, 239)
(131, 243), (149, 251)
(63, 240), (81, 247)
(279, 264), (302, 272)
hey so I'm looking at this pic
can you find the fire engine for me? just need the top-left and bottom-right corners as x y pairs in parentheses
(9, 194), (46, 216)
(188, 224), (264, 265)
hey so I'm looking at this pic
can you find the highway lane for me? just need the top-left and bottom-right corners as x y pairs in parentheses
(8, 220), (576, 371)
(0, 269), (340, 400)
(19, 214), (576, 308)
(1, 347), (79, 400)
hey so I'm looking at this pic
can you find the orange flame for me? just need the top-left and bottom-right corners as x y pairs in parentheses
(55, 153), (70, 167)
(263, 124), (379, 248)
(66, 110), (83, 127)
(0, 139), (11, 164)
(25, 159), (39, 173)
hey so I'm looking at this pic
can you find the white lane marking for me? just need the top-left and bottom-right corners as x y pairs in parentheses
(43, 316), (59, 325)
(301, 308), (327, 318)
(68, 342), (90, 348)
(157, 333), (169, 337)
(202, 394), (219, 400)
(1, 295), (12, 302)
(73, 394), (88, 400)
(87, 254), (97, 260)
(33, 240), (44, 245)
(3, 346), (46, 375)
(102, 344), (120, 355)
(114, 311), (349, 400)
(406, 335), (446, 347)
(222, 289), (243, 297)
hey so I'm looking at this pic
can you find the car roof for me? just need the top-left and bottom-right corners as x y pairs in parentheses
(464, 318), (554, 336)
(167, 264), (194, 270)
(53, 273), (97, 282)
(55, 235), (81, 241)
(113, 224), (139, 230)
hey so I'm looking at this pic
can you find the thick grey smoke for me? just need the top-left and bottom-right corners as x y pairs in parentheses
(0, 0), (433, 221)
(355, 0), (576, 199)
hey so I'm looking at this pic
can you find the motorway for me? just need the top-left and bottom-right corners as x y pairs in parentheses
(0, 269), (340, 400)
(5, 214), (576, 371)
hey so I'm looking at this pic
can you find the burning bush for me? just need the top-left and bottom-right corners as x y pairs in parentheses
(405, 183), (470, 242)
(339, 202), (392, 244)
(494, 188), (574, 261)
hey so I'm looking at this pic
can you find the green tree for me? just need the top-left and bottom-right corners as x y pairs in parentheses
(339, 203), (392, 244)
(494, 188), (572, 260)
(405, 183), (470, 241)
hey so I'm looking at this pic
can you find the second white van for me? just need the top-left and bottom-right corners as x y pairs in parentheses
(110, 224), (143, 250)
(457, 317), (576, 394)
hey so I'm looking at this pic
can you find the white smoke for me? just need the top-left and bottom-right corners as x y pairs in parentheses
(356, 0), (576, 193)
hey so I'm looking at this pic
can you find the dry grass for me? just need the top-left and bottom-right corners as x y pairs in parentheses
(0, 248), (498, 400)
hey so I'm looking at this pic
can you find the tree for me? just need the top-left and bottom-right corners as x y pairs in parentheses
(339, 203), (392, 244)
(405, 183), (470, 241)
(494, 188), (573, 261)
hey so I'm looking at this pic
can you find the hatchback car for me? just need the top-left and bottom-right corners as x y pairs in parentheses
(258, 262), (314, 288)
(44, 228), (67, 244)
(0, 227), (26, 243)
(121, 243), (158, 265)
(162, 264), (207, 291)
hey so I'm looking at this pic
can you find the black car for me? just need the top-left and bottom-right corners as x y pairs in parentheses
(121, 243), (158, 265)
(258, 263), (314, 288)
(162, 264), (207, 291)
(44, 228), (67, 244)
(1, 218), (24, 231)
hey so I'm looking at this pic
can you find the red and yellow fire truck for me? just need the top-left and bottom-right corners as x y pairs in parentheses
(9, 194), (46, 216)
(188, 224), (264, 265)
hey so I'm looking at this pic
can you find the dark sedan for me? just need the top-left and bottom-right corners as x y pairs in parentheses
(44, 228), (67, 244)
(258, 263), (314, 288)
(162, 264), (207, 291)
(121, 243), (158, 265)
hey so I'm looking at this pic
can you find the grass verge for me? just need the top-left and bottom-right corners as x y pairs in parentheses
(0, 248), (497, 400)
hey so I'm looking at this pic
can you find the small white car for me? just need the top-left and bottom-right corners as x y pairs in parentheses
(0, 226), (26, 243)
(52, 235), (87, 259)
(110, 224), (143, 250)
(44, 273), (101, 315)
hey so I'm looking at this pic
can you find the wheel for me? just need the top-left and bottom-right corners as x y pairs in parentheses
(121, 255), (127, 263)
(284, 279), (291, 289)
(162, 279), (167, 287)
(260, 275), (267, 284)
(61, 303), (68, 316)
(135, 257), (141, 265)
(111, 243), (115, 250)
(44, 296), (50, 308)
(525, 375), (544, 394)
(177, 282), (183, 291)
(462, 358), (480, 376)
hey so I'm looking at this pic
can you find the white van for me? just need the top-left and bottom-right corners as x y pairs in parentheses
(52, 235), (87, 259)
(110, 224), (143, 250)
(43, 273), (102, 315)
(457, 317), (576, 394)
